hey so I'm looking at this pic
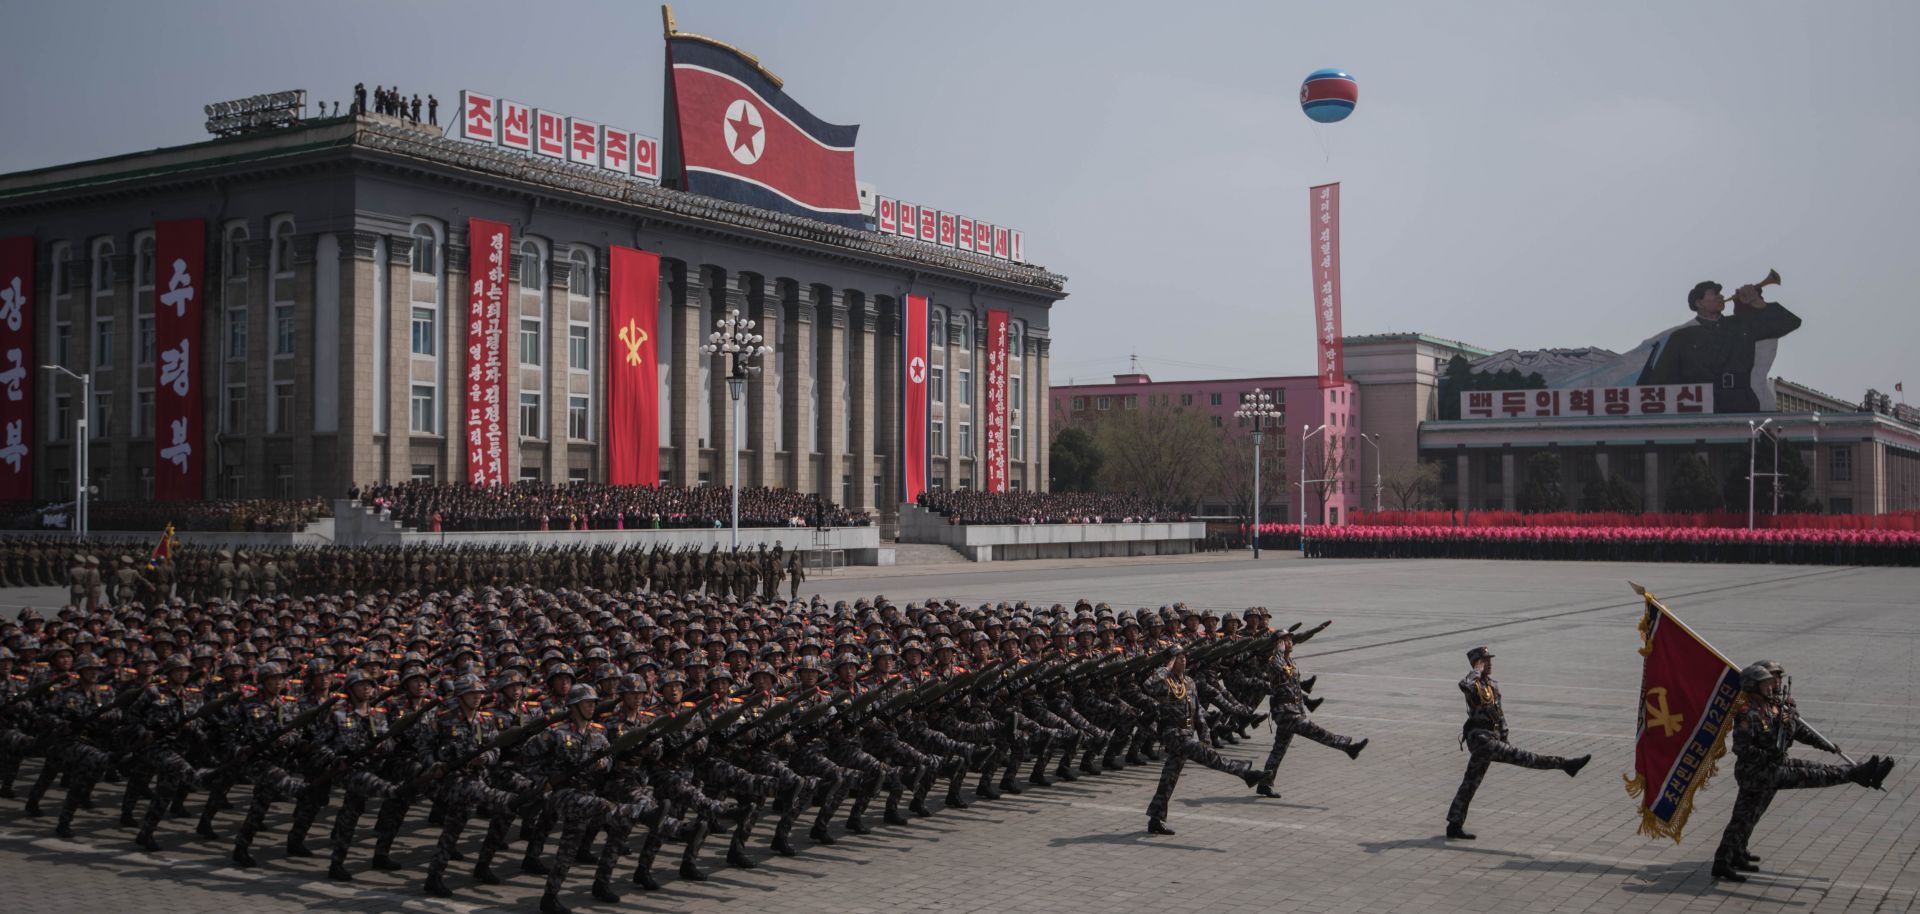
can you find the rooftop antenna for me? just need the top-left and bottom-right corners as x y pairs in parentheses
(1130, 352), (1139, 373)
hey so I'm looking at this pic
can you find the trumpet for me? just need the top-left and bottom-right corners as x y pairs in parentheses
(1724, 269), (1781, 299)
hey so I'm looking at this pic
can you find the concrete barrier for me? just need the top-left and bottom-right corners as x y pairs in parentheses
(896, 505), (1205, 562)
(332, 501), (887, 564)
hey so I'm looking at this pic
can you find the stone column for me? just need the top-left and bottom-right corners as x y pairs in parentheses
(1456, 451), (1472, 516)
(782, 282), (815, 493)
(545, 252), (570, 479)
(288, 234), (320, 495)
(1500, 451), (1517, 511)
(875, 299), (900, 518)
(708, 268), (742, 489)
(744, 274), (778, 488)
(1034, 336), (1051, 492)
(383, 234), (414, 482)
(1643, 450), (1661, 512)
(848, 294), (876, 513)
(341, 232), (382, 488)
(666, 262), (701, 486)
(815, 287), (847, 503)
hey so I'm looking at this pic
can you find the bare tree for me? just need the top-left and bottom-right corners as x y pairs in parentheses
(1381, 460), (1444, 511)
(1088, 401), (1221, 510)
(1217, 428), (1288, 528)
(1300, 432), (1345, 524)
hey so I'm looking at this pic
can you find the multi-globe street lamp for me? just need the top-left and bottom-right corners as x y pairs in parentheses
(1232, 389), (1282, 558)
(700, 308), (771, 549)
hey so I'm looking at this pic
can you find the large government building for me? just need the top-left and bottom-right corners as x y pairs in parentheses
(0, 107), (1067, 518)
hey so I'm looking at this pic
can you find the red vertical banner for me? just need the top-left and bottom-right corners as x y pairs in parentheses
(153, 219), (204, 500)
(608, 246), (661, 486)
(0, 237), (34, 499)
(902, 293), (929, 503)
(1311, 182), (1344, 389)
(465, 219), (511, 486)
(984, 308), (1010, 493)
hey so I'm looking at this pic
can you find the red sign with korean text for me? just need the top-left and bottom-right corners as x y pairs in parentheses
(1459, 384), (1715, 420)
(985, 309), (1010, 492)
(154, 219), (205, 499)
(465, 219), (511, 486)
(1311, 183), (1344, 389)
(0, 237), (33, 498)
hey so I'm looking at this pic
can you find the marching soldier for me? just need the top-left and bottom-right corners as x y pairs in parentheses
(1445, 647), (1591, 840)
(1711, 661), (1893, 881)
(1142, 646), (1262, 835)
(322, 669), (399, 881)
(1254, 629), (1366, 797)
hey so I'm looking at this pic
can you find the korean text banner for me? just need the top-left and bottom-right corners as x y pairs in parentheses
(1311, 183), (1344, 389)
(0, 237), (33, 498)
(608, 246), (662, 486)
(1623, 587), (1742, 843)
(154, 219), (205, 500)
(902, 293), (929, 503)
(985, 309), (1010, 492)
(465, 219), (511, 486)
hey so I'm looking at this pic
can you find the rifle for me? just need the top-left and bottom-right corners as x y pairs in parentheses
(0, 677), (58, 714)
(110, 690), (243, 766)
(211, 695), (342, 778)
(404, 707), (569, 794)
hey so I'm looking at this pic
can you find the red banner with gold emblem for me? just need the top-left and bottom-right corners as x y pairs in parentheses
(984, 308), (1010, 492)
(1623, 584), (1742, 843)
(902, 293), (929, 503)
(608, 246), (661, 485)
(0, 236), (33, 499)
(465, 218), (511, 486)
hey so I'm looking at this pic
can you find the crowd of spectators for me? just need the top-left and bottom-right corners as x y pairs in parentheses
(352, 481), (872, 532)
(6, 498), (332, 532)
(915, 490), (1189, 525)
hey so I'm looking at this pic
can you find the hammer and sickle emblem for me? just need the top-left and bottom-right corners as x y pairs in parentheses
(1645, 686), (1685, 738)
(618, 319), (649, 367)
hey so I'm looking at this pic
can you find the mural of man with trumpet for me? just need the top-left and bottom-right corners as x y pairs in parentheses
(1641, 271), (1801, 413)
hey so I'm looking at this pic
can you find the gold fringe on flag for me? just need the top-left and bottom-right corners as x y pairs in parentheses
(1621, 582), (1738, 844)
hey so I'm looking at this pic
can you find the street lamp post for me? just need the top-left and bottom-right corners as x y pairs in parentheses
(1233, 389), (1281, 558)
(1358, 432), (1383, 515)
(700, 308), (771, 550)
(1299, 423), (1327, 550)
(42, 365), (90, 538)
(1747, 417), (1773, 530)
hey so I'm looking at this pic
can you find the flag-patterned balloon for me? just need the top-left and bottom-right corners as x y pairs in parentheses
(1300, 69), (1358, 123)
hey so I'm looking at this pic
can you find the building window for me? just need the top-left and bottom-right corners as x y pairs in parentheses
(1829, 496), (1854, 515)
(91, 391), (112, 438)
(567, 396), (589, 440)
(569, 467), (589, 484)
(275, 465), (295, 498)
(1209, 392), (1222, 406)
(520, 318), (542, 366)
(1125, 395), (1137, 409)
(51, 244), (70, 296)
(134, 234), (155, 287)
(411, 464), (436, 482)
(225, 307), (248, 360)
(1072, 396), (1085, 411)
(1009, 324), (1023, 358)
(410, 224), (438, 275)
(958, 422), (973, 456)
(957, 314), (972, 351)
(137, 316), (155, 366)
(958, 369), (972, 404)
(519, 466), (543, 483)
(520, 392), (542, 438)
(410, 307), (436, 356)
(272, 381), (294, 433)
(568, 324), (590, 370)
(567, 250), (591, 297)
(410, 384), (437, 434)
(224, 384), (246, 433)
(53, 395), (70, 442)
(931, 420), (945, 456)
(270, 218), (295, 276)
(1274, 388), (1286, 404)
(930, 366), (944, 403)
(224, 225), (249, 279)
(92, 318), (113, 369)
(520, 241), (545, 291)
(134, 389), (154, 438)
(54, 324), (71, 370)
(1096, 396), (1110, 411)
(1009, 427), (1023, 460)
(1009, 377), (1023, 410)
(1830, 447), (1852, 482)
(91, 239), (114, 293)
(138, 466), (153, 499)
(275, 305), (295, 356)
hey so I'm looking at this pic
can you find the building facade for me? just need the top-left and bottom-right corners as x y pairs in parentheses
(0, 112), (1067, 519)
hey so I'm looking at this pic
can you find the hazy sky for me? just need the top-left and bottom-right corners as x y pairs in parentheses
(5, 0), (1916, 399)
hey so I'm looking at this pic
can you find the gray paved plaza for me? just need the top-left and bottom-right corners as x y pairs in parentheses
(1, 555), (1914, 914)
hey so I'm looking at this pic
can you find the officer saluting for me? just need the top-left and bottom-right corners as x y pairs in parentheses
(1445, 646), (1591, 840)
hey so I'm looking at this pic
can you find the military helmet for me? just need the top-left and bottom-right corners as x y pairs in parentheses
(1739, 662), (1774, 691)
(565, 684), (600, 707)
(451, 675), (487, 696)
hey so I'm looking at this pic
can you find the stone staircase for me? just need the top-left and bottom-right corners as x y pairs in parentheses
(889, 542), (973, 565)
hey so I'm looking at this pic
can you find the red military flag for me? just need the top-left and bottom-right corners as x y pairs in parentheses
(146, 523), (177, 570)
(608, 246), (662, 486)
(1623, 582), (1743, 842)
(902, 293), (929, 503)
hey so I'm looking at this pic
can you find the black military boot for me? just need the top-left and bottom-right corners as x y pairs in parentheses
(424, 872), (454, 898)
(370, 851), (404, 872)
(884, 785), (911, 825)
(592, 878), (621, 903)
(771, 822), (798, 857)
(328, 861), (354, 882)
(1305, 697), (1325, 713)
(727, 835), (757, 868)
(1561, 754), (1591, 777)
(1711, 861), (1747, 882)
(1146, 819), (1175, 836)
(539, 890), (572, 914)
(1300, 675), (1317, 694)
(135, 828), (161, 853)
(287, 836), (315, 857)
(632, 835), (664, 889)
(1239, 768), (1264, 790)
(231, 845), (258, 868)
(1445, 823), (1476, 841)
(1345, 738), (1370, 761)
(471, 860), (500, 885)
(679, 816), (711, 880)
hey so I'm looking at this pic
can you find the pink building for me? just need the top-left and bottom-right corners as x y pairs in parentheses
(1051, 373), (1366, 524)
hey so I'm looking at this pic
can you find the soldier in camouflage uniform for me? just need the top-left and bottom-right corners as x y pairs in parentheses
(127, 656), (211, 851)
(230, 663), (314, 867)
(1711, 661), (1892, 881)
(423, 675), (525, 898)
(1141, 646), (1262, 835)
(26, 653), (122, 838)
(1254, 629), (1366, 797)
(1445, 647), (1591, 840)
(320, 669), (400, 881)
